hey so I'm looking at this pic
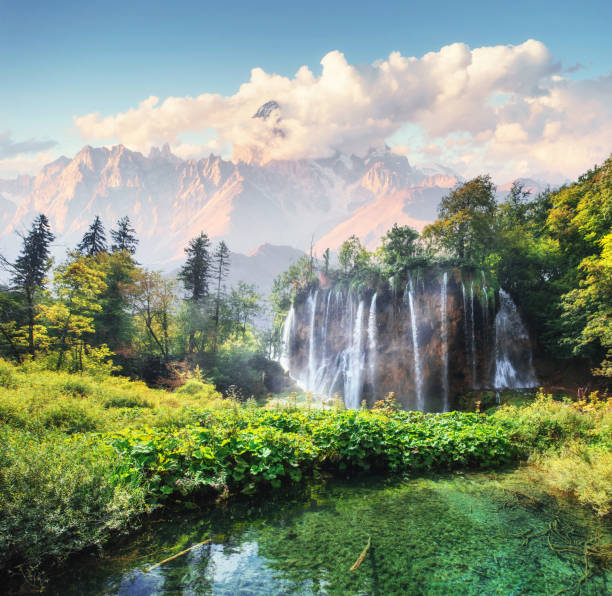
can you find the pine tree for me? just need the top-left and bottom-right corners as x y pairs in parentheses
(178, 233), (211, 303)
(212, 241), (230, 351)
(110, 216), (138, 255)
(77, 216), (107, 256)
(4, 214), (55, 356)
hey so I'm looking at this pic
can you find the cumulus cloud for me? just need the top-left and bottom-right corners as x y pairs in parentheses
(74, 40), (612, 182)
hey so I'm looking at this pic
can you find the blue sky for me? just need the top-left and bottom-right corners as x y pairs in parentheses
(1, 0), (611, 180)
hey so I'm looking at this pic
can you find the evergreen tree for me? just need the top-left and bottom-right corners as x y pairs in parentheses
(322, 248), (330, 275)
(77, 216), (107, 256)
(178, 233), (211, 303)
(212, 241), (230, 351)
(111, 216), (139, 255)
(2, 214), (55, 356)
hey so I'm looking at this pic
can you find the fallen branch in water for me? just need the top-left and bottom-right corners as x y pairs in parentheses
(146, 539), (211, 572)
(350, 536), (371, 571)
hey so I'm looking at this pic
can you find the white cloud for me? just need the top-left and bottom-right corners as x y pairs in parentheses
(0, 151), (57, 178)
(73, 40), (612, 182)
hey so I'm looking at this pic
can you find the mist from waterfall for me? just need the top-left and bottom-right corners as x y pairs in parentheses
(279, 305), (295, 372)
(367, 292), (378, 396)
(469, 281), (477, 387)
(494, 289), (538, 389)
(406, 278), (424, 411)
(441, 272), (449, 411)
(345, 299), (365, 409)
(307, 291), (319, 389)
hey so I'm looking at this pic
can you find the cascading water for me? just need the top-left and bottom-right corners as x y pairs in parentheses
(407, 278), (424, 411)
(440, 272), (449, 411)
(345, 299), (365, 409)
(367, 292), (378, 394)
(281, 270), (539, 412)
(494, 290), (538, 389)
(306, 291), (319, 390)
(469, 281), (477, 387)
(461, 281), (469, 356)
(279, 305), (295, 372)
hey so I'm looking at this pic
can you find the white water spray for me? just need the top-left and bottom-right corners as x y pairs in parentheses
(306, 291), (319, 390)
(494, 290), (538, 389)
(345, 299), (365, 409)
(441, 272), (449, 411)
(407, 279), (424, 411)
(279, 305), (295, 372)
(367, 292), (378, 396)
(469, 280), (477, 387)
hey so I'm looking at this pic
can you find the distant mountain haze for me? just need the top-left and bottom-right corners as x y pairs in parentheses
(0, 142), (548, 291)
(0, 143), (460, 256)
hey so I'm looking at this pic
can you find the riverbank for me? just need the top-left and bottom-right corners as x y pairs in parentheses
(0, 359), (610, 590)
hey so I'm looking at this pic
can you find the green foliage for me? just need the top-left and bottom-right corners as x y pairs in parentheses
(338, 235), (371, 273)
(493, 389), (612, 515)
(423, 175), (497, 264)
(378, 224), (428, 274)
(106, 408), (517, 504)
(110, 216), (138, 255)
(76, 215), (108, 256)
(0, 427), (147, 578)
(179, 232), (211, 302)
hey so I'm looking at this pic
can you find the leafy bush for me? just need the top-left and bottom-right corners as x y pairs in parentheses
(0, 359), (17, 389)
(492, 390), (594, 451)
(175, 379), (222, 401)
(103, 393), (154, 409)
(106, 409), (517, 503)
(40, 402), (102, 433)
(0, 426), (147, 579)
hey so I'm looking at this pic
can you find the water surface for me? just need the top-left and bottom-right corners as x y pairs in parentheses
(47, 472), (611, 595)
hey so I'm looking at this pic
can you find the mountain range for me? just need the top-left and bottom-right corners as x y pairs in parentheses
(0, 143), (461, 255)
(0, 143), (547, 292)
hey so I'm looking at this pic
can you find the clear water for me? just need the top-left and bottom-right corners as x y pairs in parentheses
(46, 472), (611, 595)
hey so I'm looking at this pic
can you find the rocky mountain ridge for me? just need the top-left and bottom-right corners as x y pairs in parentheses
(0, 144), (461, 262)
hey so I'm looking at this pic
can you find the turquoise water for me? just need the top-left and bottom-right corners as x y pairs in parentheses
(46, 472), (611, 595)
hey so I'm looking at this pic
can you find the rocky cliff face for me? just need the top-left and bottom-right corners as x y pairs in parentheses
(280, 269), (537, 412)
(0, 144), (458, 262)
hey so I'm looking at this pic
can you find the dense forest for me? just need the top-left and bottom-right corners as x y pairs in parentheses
(0, 214), (284, 397)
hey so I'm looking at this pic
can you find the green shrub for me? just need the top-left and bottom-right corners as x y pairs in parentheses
(103, 394), (153, 409)
(175, 379), (222, 401)
(0, 359), (17, 389)
(58, 377), (96, 398)
(492, 390), (593, 451)
(0, 426), (147, 578)
(40, 402), (102, 433)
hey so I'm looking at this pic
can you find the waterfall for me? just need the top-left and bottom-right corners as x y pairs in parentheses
(367, 292), (378, 396)
(461, 281), (469, 357)
(279, 305), (295, 372)
(344, 298), (365, 409)
(469, 280), (477, 387)
(407, 278), (424, 411)
(440, 272), (449, 411)
(306, 290), (319, 390)
(494, 290), (538, 389)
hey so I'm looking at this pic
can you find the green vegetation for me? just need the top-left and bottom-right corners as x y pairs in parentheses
(492, 390), (612, 516)
(0, 215), (283, 397)
(1, 360), (610, 586)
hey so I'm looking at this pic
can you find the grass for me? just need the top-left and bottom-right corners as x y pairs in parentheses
(492, 389), (612, 516)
